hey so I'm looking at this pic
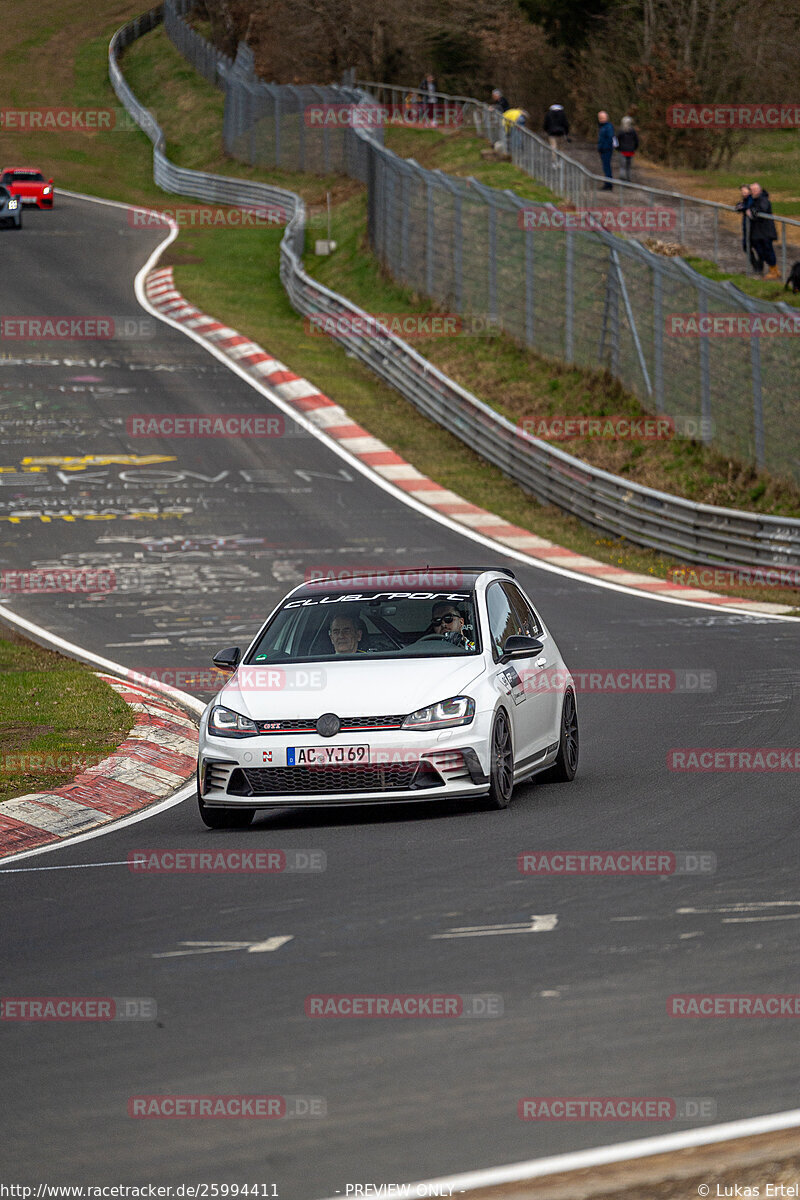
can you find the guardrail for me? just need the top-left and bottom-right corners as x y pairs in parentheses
(109, 4), (800, 573)
(357, 80), (800, 278)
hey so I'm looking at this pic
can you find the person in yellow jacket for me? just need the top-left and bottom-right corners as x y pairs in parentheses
(503, 107), (528, 132)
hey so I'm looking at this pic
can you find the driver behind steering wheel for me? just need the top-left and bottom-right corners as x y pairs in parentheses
(424, 601), (475, 650)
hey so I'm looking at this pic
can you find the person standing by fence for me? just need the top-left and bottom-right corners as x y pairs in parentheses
(747, 182), (779, 278)
(420, 73), (438, 124)
(597, 110), (615, 190)
(617, 115), (638, 182)
(544, 103), (569, 154)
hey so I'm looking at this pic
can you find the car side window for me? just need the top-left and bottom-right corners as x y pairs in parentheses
(486, 583), (524, 660)
(503, 583), (542, 639)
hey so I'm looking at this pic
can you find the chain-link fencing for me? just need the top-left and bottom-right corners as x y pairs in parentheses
(113, 1), (800, 568)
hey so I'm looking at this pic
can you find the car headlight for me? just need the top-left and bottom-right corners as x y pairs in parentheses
(43, 186), (53, 195)
(8, 199), (17, 209)
(208, 705), (258, 737)
(402, 695), (475, 730)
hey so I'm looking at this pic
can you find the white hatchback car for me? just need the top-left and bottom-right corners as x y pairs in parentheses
(197, 567), (578, 826)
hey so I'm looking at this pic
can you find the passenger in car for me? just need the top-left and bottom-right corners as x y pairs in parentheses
(426, 602), (476, 650)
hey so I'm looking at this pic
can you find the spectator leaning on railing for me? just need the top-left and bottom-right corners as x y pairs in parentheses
(735, 184), (753, 266)
(491, 87), (510, 114)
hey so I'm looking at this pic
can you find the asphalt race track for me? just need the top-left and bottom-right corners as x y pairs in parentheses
(2, 194), (799, 1196)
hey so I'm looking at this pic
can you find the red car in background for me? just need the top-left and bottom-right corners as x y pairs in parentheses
(1, 167), (54, 208)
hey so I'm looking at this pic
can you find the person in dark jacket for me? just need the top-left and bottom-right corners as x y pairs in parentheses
(597, 110), (615, 190)
(617, 115), (639, 182)
(747, 182), (779, 278)
(544, 103), (569, 152)
(734, 184), (752, 264)
(420, 73), (438, 123)
(491, 88), (510, 114)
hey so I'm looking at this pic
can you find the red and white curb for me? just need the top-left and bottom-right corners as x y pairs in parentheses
(145, 266), (792, 616)
(0, 674), (197, 859)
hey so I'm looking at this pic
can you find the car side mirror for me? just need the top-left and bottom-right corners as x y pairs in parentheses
(501, 635), (544, 662)
(212, 646), (241, 671)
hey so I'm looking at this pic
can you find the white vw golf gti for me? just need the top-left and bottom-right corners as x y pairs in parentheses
(197, 567), (578, 825)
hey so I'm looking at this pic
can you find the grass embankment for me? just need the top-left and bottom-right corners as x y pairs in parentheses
(123, 26), (800, 607)
(0, 632), (133, 804)
(3, 11), (799, 607)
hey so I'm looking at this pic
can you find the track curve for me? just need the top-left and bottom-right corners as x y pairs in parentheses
(1, 193), (799, 1196)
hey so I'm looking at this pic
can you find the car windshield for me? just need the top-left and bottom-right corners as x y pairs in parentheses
(247, 590), (480, 662)
(10, 171), (45, 182)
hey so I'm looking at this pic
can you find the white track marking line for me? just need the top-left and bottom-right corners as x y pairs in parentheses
(678, 902), (800, 913)
(153, 936), (292, 959)
(722, 914), (800, 923)
(247, 936), (294, 953)
(432, 914), (558, 938)
(313, 1109), (800, 1199)
(0, 860), (137, 874)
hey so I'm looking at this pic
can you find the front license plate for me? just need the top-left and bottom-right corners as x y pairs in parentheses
(287, 745), (369, 766)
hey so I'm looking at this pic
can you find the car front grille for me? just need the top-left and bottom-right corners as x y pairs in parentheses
(256, 714), (407, 734)
(230, 761), (443, 796)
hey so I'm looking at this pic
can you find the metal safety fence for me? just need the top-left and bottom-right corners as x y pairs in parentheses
(109, 3), (800, 572)
(163, 0), (232, 87)
(359, 80), (800, 280)
(212, 34), (800, 487)
(221, 46), (373, 181)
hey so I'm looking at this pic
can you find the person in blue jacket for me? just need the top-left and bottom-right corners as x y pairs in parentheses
(597, 110), (615, 190)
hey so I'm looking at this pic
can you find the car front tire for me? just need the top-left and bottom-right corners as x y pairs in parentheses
(481, 709), (514, 810)
(197, 767), (255, 827)
(541, 688), (579, 782)
(198, 794), (255, 828)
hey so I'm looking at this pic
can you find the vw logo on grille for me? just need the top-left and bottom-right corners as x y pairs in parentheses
(316, 712), (341, 738)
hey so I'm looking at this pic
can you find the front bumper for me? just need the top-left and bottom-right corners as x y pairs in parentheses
(15, 194), (53, 207)
(198, 724), (492, 808)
